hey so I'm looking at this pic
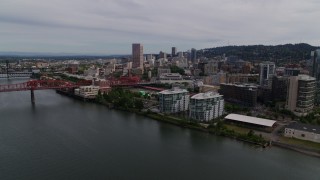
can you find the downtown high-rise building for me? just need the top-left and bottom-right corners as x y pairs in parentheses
(191, 48), (197, 63)
(259, 61), (275, 86)
(172, 47), (177, 57)
(310, 50), (320, 78)
(310, 49), (320, 104)
(159, 51), (167, 59)
(132, 43), (143, 69)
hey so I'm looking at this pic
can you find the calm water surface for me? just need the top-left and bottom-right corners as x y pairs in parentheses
(0, 79), (319, 180)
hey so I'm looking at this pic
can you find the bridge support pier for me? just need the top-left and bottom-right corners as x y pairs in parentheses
(31, 89), (35, 104)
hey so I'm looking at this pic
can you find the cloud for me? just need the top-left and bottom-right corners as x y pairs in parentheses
(0, 0), (319, 54)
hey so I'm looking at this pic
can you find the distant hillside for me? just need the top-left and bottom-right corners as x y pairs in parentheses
(198, 43), (319, 61)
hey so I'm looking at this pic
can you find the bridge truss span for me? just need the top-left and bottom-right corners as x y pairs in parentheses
(0, 80), (90, 92)
(0, 79), (92, 103)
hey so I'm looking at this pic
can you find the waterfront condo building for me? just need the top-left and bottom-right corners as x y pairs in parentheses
(286, 75), (316, 116)
(132, 43), (143, 69)
(189, 92), (224, 122)
(159, 87), (189, 113)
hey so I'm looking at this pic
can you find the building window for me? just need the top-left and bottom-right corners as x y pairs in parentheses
(301, 134), (305, 137)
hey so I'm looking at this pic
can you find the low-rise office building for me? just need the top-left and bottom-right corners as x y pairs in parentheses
(157, 68), (171, 77)
(272, 75), (288, 102)
(74, 86), (100, 99)
(226, 74), (259, 84)
(198, 60), (219, 75)
(284, 122), (320, 143)
(219, 83), (258, 107)
(189, 92), (224, 122)
(158, 87), (189, 113)
(157, 73), (193, 84)
(159, 73), (183, 80)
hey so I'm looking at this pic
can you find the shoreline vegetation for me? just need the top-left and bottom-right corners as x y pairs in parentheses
(56, 88), (320, 158)
(94, 88), (266, 146)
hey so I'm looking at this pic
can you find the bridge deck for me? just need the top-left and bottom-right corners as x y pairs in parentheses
(0, 80), (91, 92)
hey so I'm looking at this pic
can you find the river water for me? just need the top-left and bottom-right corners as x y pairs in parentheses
(0, 79), (319, 180)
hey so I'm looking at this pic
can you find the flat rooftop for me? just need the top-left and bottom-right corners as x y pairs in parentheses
(225, 113), (276, 127)
(286, 122), (320, 134)
(191, 92), (222, 100)
(159, 87), (188, 95)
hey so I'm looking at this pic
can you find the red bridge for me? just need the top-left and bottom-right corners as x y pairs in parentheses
(0, 78), (165, 104)
(0, 79), (91, 103)
(107, 75), (165, 91)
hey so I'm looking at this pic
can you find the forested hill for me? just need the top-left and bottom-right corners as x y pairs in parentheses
(198, 43), (319, 61)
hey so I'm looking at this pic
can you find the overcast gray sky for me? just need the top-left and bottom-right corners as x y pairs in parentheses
(0, 0), (319, 55)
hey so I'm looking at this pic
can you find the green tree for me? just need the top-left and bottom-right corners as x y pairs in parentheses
(142, 71), (149, 80)
(248, 130), (254, 137)
(134, 99), (144, 110)
(113, 71), (122, 78)
(170, 66), (185, 75)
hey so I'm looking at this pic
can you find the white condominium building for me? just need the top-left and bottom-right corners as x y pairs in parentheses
(189, 91), (224, 122)
(159, 87), (189, 113)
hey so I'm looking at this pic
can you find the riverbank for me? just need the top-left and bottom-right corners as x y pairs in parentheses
(135, 110), (320, 157)
(272, 141), (320, 158)
(56, 89), (95, 102)
(141, 112), (263, 139)
(93, 96), (268, 147)
(56, 89), (320, 158)
(98, 102), (320, 158)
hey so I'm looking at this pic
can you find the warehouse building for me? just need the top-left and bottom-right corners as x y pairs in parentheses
(224, 114), (277, 132)
(284, 122), (320, 143)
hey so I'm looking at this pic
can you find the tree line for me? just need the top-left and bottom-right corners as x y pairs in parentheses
(198, 43), (318, 62)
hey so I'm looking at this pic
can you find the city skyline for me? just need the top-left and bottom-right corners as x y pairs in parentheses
(1, 0), (320, 54)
